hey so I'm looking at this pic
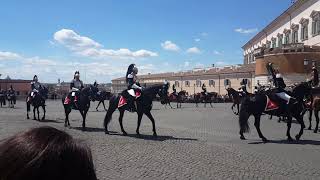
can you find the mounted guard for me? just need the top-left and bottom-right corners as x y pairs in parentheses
(64, 71), (84, 106)
(27, 75), (42, 102)
(266, 62), (296, 105)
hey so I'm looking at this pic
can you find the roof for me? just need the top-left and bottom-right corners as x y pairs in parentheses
(112, 64), (255, 81)
(242, 0), (308, 49)
(0, 79), (32, 83)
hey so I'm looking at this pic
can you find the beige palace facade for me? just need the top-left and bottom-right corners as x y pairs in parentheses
(243, 0), (320, 85)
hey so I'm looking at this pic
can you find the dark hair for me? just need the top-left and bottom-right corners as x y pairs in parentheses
(0, 126), (97, 180)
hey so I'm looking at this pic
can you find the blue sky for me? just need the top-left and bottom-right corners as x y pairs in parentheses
(0, 0), (292, 83)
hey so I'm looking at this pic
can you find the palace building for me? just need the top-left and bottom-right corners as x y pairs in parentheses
(112, 0), (320, 95)
(243, 0), (320, 85)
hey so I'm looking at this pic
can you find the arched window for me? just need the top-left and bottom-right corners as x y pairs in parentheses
(174, 81), (179, 87)
(209, 80), (215, 87)
(224, 79), (231, 87)
(196, 79), (201, 87)
(311, 10), (320, 36)
(185, 81), (190, 87)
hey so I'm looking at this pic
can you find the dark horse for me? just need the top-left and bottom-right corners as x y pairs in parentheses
(62, 85), (98, 130)
(168, 90), (187, 108)
(239, 82), (311, 142)
(226, 87), (244, 115)
(95, 90), (112, 111)
(27, 87), (48, 121)
(104, 83), (169, 136)
(7, 90), (16, 108)
(194, 92), (217, 108)
(0, 90), (6, 107)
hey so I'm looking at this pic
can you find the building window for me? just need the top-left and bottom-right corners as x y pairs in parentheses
(185, 80), (190, 87)
(311, 11), (320, 36)
(284, 30), (291, 44)
(196, 80), (201, 87)
(300, 18), (309, 41)
(209, 80), (215, 87)
(271, 38), (276, 48)
(277, 34), (283, 47)
(175, 81), (179, 87)
(224, 79), (231, 87)
(266, 41), (271, 48)
(291, 24), (299, 43)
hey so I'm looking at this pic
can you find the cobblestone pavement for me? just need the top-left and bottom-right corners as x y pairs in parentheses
(1, 100), (320, 180)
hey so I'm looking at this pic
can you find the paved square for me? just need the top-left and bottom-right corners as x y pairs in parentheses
(1, 100), (320, 179)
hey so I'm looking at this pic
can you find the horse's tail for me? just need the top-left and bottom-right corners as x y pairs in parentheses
(104, 96), (118, 129)
(239, 97), (251, 133)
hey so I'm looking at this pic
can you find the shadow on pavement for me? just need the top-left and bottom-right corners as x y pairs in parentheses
(39, 119), (64, 124)
(249, 139), (320, 145)
(111, 133), (198, 142)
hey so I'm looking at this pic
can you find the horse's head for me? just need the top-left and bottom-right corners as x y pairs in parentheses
(85, 85), (99, 101)
(292, 81), (312, 100)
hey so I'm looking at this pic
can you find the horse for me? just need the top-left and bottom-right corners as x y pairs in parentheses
(168, 90), (187, 108)
(239, 82), (311, 142)
(27, 86), (48, 121)
(160, 93), (173, 109)
(0, 90), (6, 107)
(194, 92), (217, 108)
(6, 90), (16, 108)
(104, 83), (169, 136)
(305, 87), (320, 133)
(95, 90), (112, 111)
(62, 85), (98, 131)
(226, 87), (242, 115)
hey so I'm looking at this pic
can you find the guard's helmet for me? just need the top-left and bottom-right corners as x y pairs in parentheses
(74, 71), (80, 78)
(312, 66), (316, 70)
(276, 73), (282, 78)
(132, 66), (138, 74)
(33, 75), (38, 81)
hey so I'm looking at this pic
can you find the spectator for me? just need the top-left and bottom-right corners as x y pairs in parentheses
(0, 126), (97, 180)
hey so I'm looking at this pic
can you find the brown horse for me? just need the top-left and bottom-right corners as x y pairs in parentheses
(226, 87), (241, 115)
(306, 88), (320, 133)
(194, 92), (217, 108)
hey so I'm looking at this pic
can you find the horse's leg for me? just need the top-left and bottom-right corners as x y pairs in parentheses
(118, 110), (127, 135)
(37, 107), (40, 121)
(136, 112), (143, 135)
(64, 107), (71, 127)
(33, 107), (37, 120)
(295, 114), (305, 140)
(314, 110), (319, 133)
(96, 101), (101, 111)
(102, 101), (107, 111)
(210, 101), (213, 108)
(26, 102), (30, 119)
(308, 109), (313, 130)
(286, 116), (293, 141)
(254, 114), (268, 142)
(144, 111), (157, 137)
(79, 110), (87, 131)
(41, 105), (46, 120)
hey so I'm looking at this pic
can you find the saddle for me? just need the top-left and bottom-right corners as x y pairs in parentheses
(64, 91), (80, 107)
(118, 89), (141, 108)
(263, 90), (288, 112)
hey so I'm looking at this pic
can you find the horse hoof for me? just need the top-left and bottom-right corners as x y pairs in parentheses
(295, 135), (300, 141)
(96, 109), (99, 111)
(308, 127), (312, 130)
(287, 137), (294, 141)
(33, 118), (36, 120)
(262, 138), (269, 143)
(27, 117), (30, 119)
(136, 131), (140, 136)
(64, 124), (67, 127)
(105, 130), (109, 134)
(240, 136), (246, 140)
(314, 130), (318, 133)
(153, 133), (157, 137)
(122, 132), (128, 136)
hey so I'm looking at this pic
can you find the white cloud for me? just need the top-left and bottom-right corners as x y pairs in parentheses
(194, 38), (201, 42)
(195, 62), (204, 68)
(200, 32), (208, 37)
(161, 41), (180, 52)
(54, 29), (102, 51)
(186, 47), (201, 54)
(53, 29), (158, 59)
(184, 61), (190, 67)
(0, 51), (21, 61)
(25, 57), (57, 66)
(213, 50), (223, 55)
(234, 28), (258, 34)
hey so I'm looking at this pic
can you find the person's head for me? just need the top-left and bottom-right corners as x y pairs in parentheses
(312, 66), (317, 72)
(132, 66), (138, 74)
(74, 71), (80, 80)
(33, 75), (38, 82)
(10, 85), (13, 89)
(276, 73), (282, 78)
(0, 126), (97, 180)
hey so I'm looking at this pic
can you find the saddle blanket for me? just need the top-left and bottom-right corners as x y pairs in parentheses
(118, 96), (127, 108)
(265, 95), (279, 111)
